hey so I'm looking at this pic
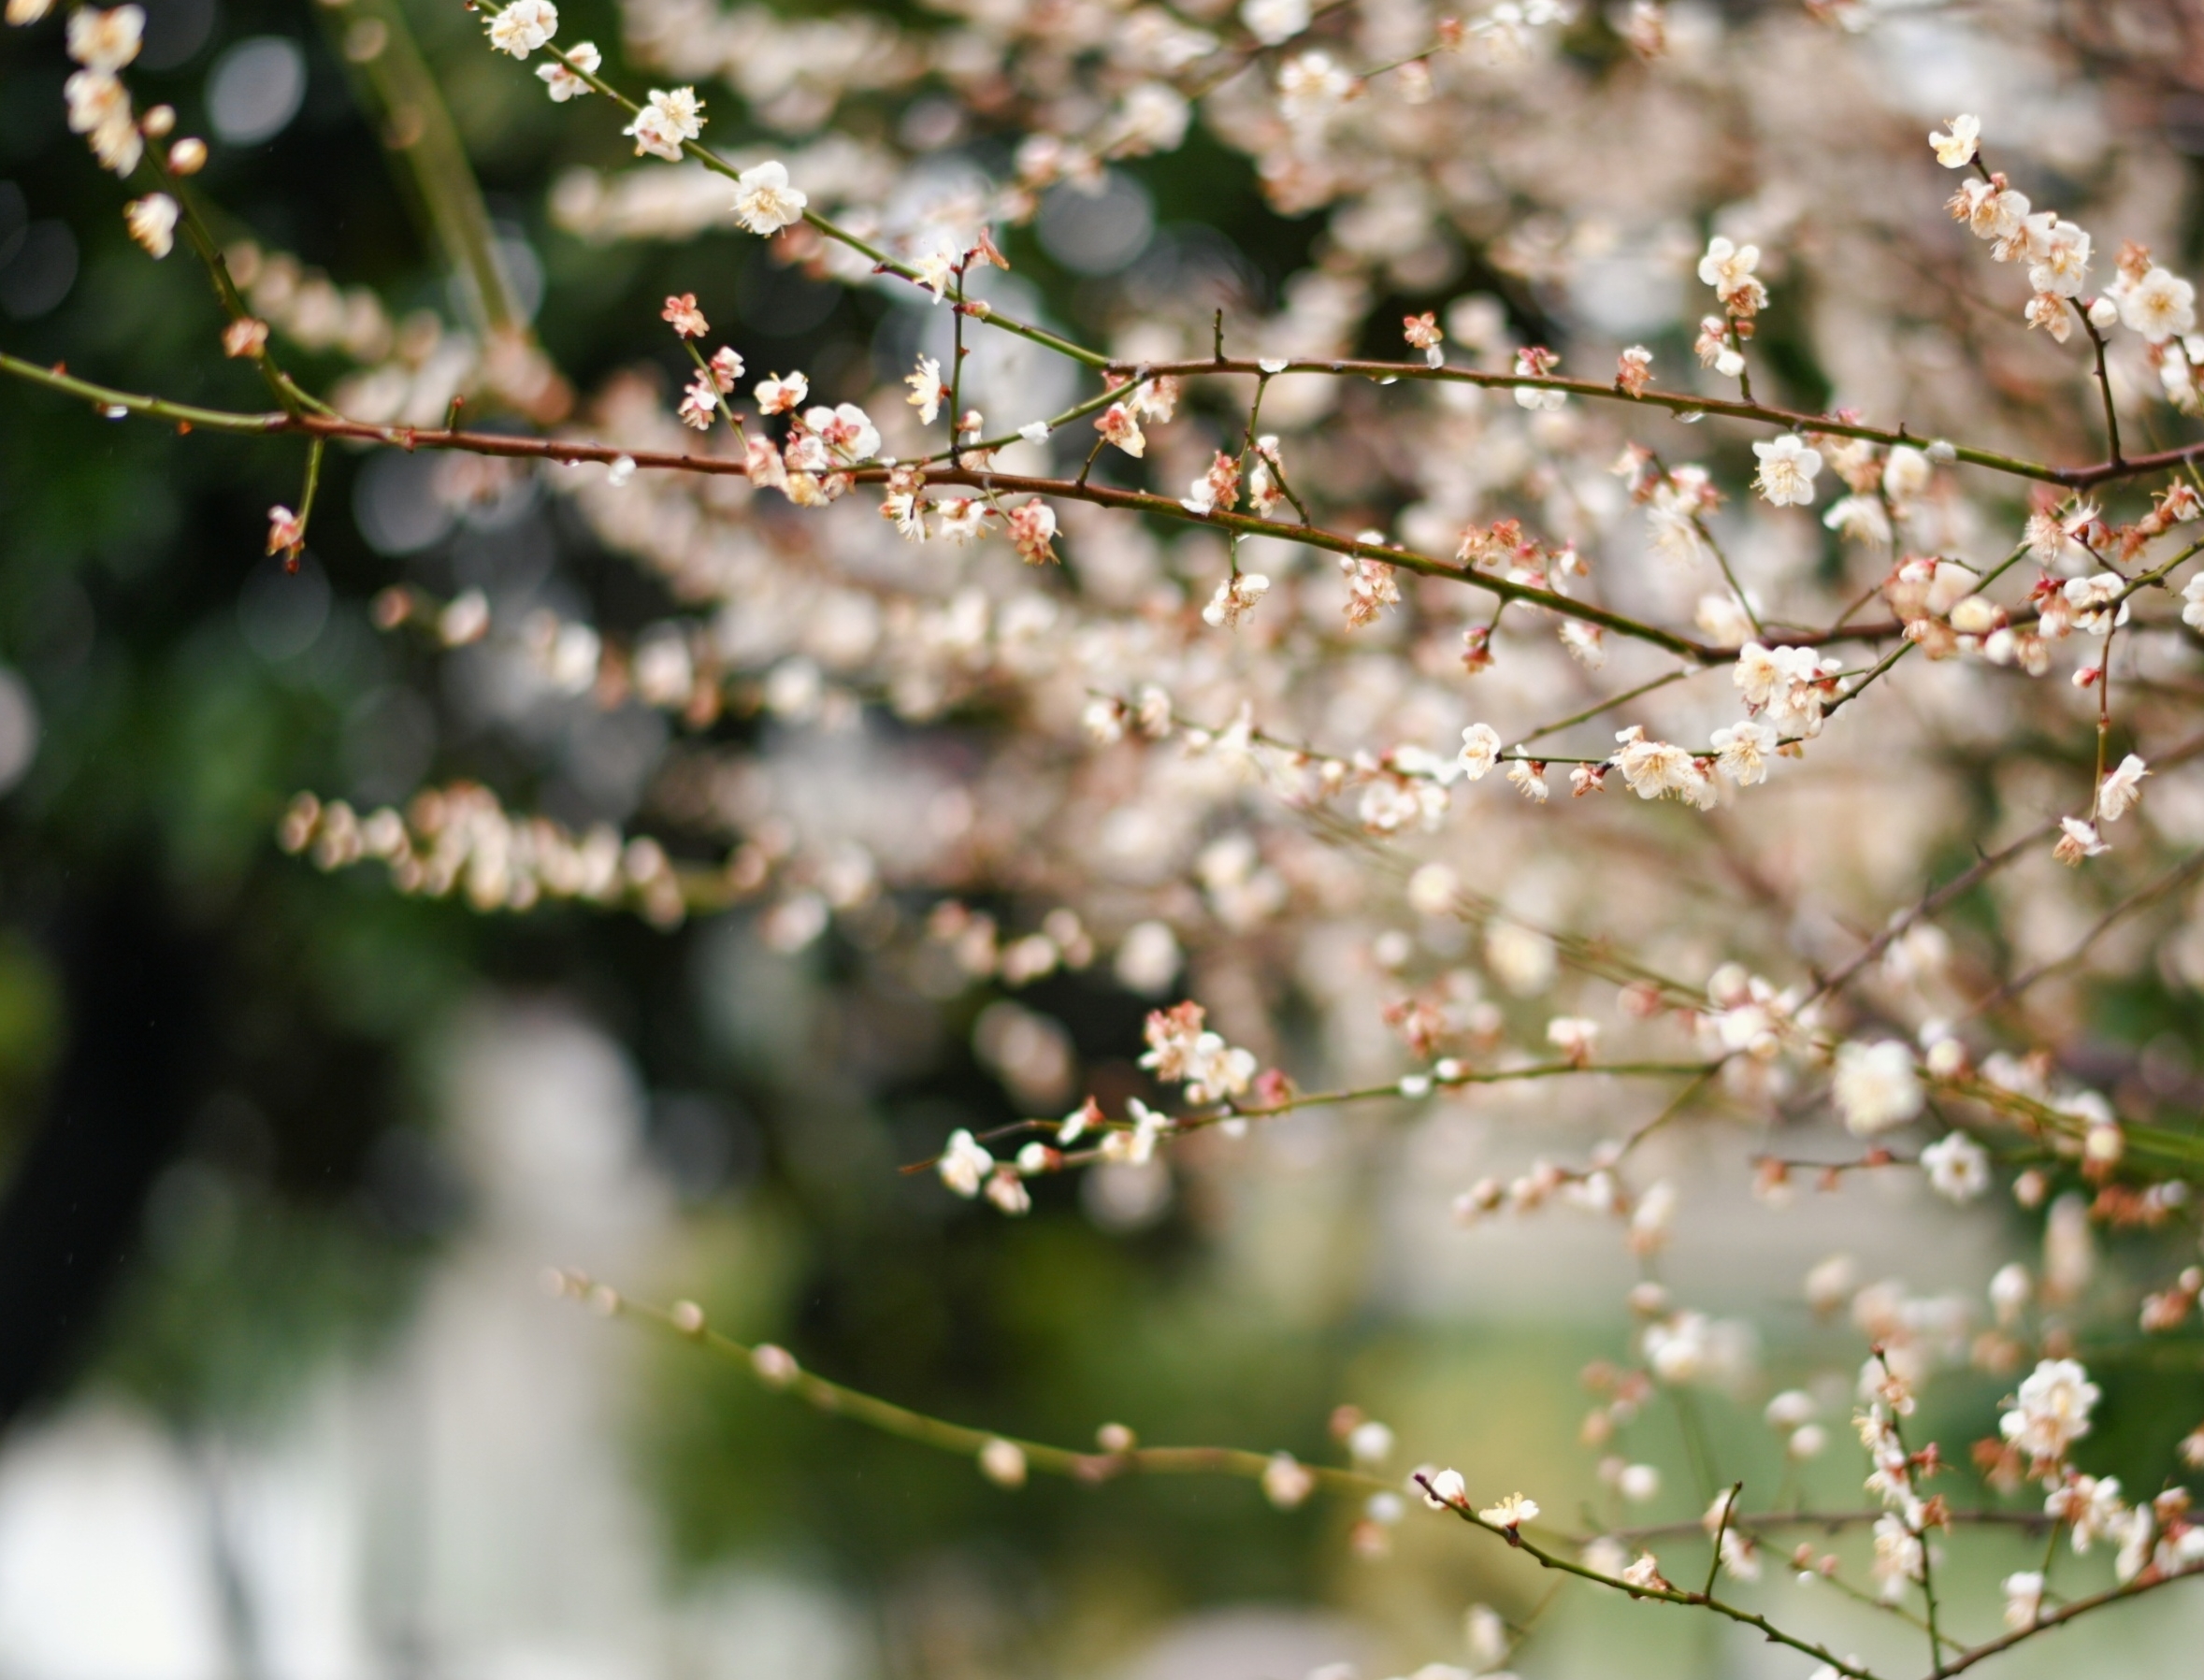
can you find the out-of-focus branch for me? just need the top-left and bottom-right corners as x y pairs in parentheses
(323, 0), (526, 337)
(564, 1274), (1386, 1494)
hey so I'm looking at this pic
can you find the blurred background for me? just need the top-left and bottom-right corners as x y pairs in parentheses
(2, 0), (2204, 1676)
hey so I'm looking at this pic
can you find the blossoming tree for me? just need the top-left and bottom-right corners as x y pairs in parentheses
(9, 0), (2204, 1673)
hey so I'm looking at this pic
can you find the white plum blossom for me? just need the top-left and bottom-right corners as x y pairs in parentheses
(937, 1128), (994, 1197)
(1203, 572), (1270, 628)
(2028, 219), (2091, 297)
(2049, 1474), (2126, 1552)
(2098, 754), (2148, 821)
(1952, 177), (2030, 243)
(1347, 1420), (1393, 1465)
(1458, 723), (1503, 781)
(625, 87), (703, 161)
(1339, 554), (1399, 626)
(1751, 435), (1822, 507)
(1871, 1513), (1924, 1599)
(1921, 1131), (1990, 1202)
(732, 161), (807, 235)
(488, 0), (557, 57)
(1733, 642), (1841, 737)
(1611, 726), (1713, 808)
(1421, 1467), (1466, 1508)
(1139, 1000), (1257, 1104)
(66, 3), (143, 70)
(904, 354), (944, 424)
(978, 1437), (1027, 1486)
(2002, 1358), (2099, 1464)
(1832, 1040), (1923, 1135)
(2002, 1572), (2044, 1631)
(754, 370), (808, 413)
(2121, 266), (2197, 343)
(1479, 1491), (1538, 1529)
(2054, 816), (2108, 866)
(1261, 1453), (1315, 1508)
(1241, 0), (1309, 46)
(1930, 113), (1981, 167)
(1546, 1016), (1598, 1065)
(1698, 236), (1765, 315)
(1276, 50), (1354, 126)
(537, 40), (600, 100)
(123, 193), (176, 259)
(1710, 719), (1776, 785)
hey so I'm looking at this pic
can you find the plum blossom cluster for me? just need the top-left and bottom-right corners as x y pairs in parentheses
(21, 0), (2204, 1670)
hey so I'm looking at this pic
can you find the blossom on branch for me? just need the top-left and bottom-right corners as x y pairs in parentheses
(487, 0), (557, 58)
(1929, 113), (1981, 168)
(1008, 499), (1059, 565)
(123, 193), (176, 259)
(1202, 572), (1268, 627)
(625, 87), (703, 162)
(732, 161), (807, 236)
(537, 40), (598, 100)
(1698, 236), (1766, 317)
(66, 4), (142, 71)
(1750, 435), (1822, 507)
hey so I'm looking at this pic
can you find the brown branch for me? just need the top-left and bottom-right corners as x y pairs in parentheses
(1933, 1562), (2204, 1677)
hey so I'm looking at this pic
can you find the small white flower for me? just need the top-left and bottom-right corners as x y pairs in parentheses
(2122, 266), (2197, 344)
(2184, 574), (2204, 630)
(1203, 572), (1270, 629)
(1751, 435), (1822, 507)
(1611, 725), (1713, 808)
(2098, 754), (2149, 821)
(1765, 1390), (1816, 1429)
(66, 3), (144, 71)
(1921, 1131), (1990, 1202)
(488, 0), (557, 57)
(1832, 1040), (1923, 1135)
(978, 1437), (1028, 1486)
(2028, 219), (2092, 298)
(1697, 235), (1765, 312)
(1276, 50), (1354, 126)
(1347, 1420), (1393, 1465)
(754, 369), (809, 414)
(1871, 1513), (1924, 1598)
(123, 193), (177, 259)
(2001, 1357), (2099, 1463)
(1261, 1452), (1316, 1509)
(1421, 1467), (1467, 1508)
(536, 40), (600, 100)
(1479, 1491), (1539, 1529)
(937, 1128), (993, 1197)
(625, 87), (703, 162)
(2002, 1571), (2044, 1631)
(1241, 0), (1309, 46)
(2054, 815), (2109, 866)
(1710, 719), (1777, 786)
(1458, 722), (1503, 781)
(732, 160), (807, 235)
(1990, 1262), (2032, 1325)
(1929, 113), (1981, 168)
(1546, 1016), (1599, 1065)
(1621, 1552), (1665, 1589)
(1505, 758), (1549, 802)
